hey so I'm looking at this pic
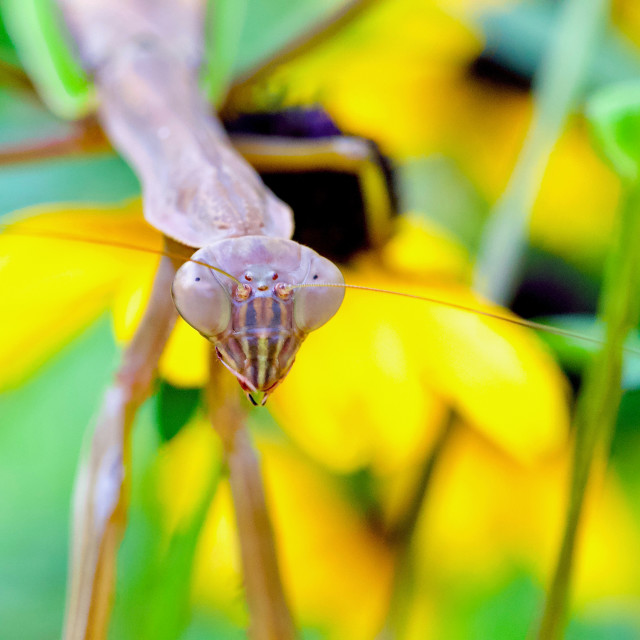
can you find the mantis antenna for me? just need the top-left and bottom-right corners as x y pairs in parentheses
(292, 282), (640, 357)
(0, 225), (241, 283)
(3, 224), (636, 356)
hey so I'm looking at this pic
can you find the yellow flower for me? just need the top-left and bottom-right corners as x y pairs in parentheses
(239, 0), (483, 158)
(190, 433), (396, 639)
(149, 416), (394, 638)
(1, 203), (570, 465)
(269, 214), (569, 474)
(236, 0), (529, 189)
(243, 0), (621, 270)
(0, 201), (574, 636)
(531, 121), (621, 272)
(404, 428), (640, 636)
(0, 201), (158, 390)
(613, 0), (640, 46)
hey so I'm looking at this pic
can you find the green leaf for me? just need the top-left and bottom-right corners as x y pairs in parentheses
(0, 0), (94, 118)
(155, 382), (202, 442)
(4, 0), (356, 114)
(566, 616), (640, 640)
(0, 153), (139, 217)
(0, 317), (119, 639)
(205, 0), (350, 94)
(181, 612), (246, 640)
(0, 87), (73, 145)
(436, 571), (541, 640)
(203, 0), (248, 104)
(0, 6), (19, 66)
(587, 80), (640, 181)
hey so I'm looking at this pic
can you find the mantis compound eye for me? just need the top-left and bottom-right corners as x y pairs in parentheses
(171, 259), (232, 339)
(293, 255), (345, 333)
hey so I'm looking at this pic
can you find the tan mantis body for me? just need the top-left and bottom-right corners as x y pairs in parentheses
(60, 0), (295, 245)
(55, 0), (345, 637)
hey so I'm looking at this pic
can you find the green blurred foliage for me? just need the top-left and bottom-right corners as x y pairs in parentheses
(0, 88), (139, 214)
(111, 426), (220, 640)
(588, 80), (640, 181)
(536, 314), (640, 388)
(155, 383), (202, 443)
(217, 0), (347, 78)
(0, 318), (118, 638)
(0, 7), (18, 65)
(397, 157), (488, 252)
(479, 2), (640, 93)
(0, 0), (93, 117)
(2, 0), (640, 639)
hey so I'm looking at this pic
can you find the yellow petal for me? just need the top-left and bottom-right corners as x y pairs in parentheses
(531, 123), (620, 271)
(418, 429), (640, 605)
(0, 201), (159, 389)
(243, 0), (481, 157)
(381, 214), (471, 282)
(571, 466), (640, 604)
(114, 282), (209, 388)
(614, 0), (640, 47)
(408, 281), (570, 463)
(192, 436), (394, 638)
(158, 318), (210, 388)
(153, 417), (222, 538)
(272, 266), (569, 470)
(192, 482), (248, 625)
(270, 301), (448, 474)
(110, 224), (209, 388)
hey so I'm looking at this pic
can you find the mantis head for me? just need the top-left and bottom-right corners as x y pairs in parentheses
(171, 236), (344, 404)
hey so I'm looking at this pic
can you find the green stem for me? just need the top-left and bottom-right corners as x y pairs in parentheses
(377, 411), (456, 640)
(537, 182), (640, 639)
(387, 411), (456, 546)
(473, 0), (609, 305)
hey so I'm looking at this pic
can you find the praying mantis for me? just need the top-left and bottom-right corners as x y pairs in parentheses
(0, 0), (632, 639)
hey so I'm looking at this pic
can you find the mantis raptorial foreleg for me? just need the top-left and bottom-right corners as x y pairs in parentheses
(64, 256), (178, 640)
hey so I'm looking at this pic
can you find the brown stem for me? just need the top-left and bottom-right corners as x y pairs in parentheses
(207, 353), (296, 640)
(228, 0), (379, 95)
(0, 118), (108, 166)
(0, 59), (35, 93)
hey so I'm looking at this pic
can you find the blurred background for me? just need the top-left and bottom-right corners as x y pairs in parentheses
(1, 0), (640, 638)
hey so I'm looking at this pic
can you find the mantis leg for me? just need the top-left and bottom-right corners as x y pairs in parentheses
(63, 256), (178, 640)
(207, 355), (296, 640)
